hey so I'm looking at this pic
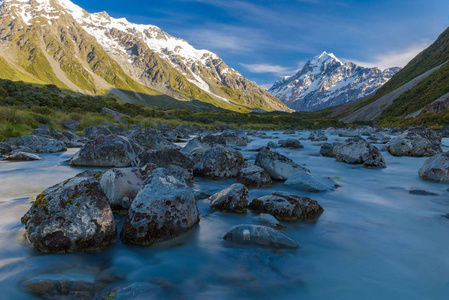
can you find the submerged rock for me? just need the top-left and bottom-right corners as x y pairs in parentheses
(236, 164), (273, 188)
(333, 137), (384, 164)
(249, 191), (323, 221)
(69, 135), (143, 167)
(209, 183), (249, 213)
(386, 129), (442, 157)
(192, 146), (244, 179)
(21, 170), (116, 253)
(255, 147), (308, 181)
(120, 168), (199, 245)
(284, 170), (338, 192)
(418, 152), (449, 183)
(409, 189), (438, 196)
(255, 214), (286, 230)
(223, 224), (298, 248)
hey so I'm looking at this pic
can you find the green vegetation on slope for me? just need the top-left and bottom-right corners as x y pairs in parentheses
(0, 79), (343, 140)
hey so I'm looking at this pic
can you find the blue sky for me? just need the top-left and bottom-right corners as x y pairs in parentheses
(71, 0), (449, 88)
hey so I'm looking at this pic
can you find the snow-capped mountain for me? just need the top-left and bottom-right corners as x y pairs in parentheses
(0, 0), (291, 112)
(268, 51), (400, 111)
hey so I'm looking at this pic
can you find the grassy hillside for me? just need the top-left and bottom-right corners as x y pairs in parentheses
(0, 78), (343, 140)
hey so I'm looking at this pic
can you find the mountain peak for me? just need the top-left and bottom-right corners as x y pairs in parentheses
(309, 51), (343, 66)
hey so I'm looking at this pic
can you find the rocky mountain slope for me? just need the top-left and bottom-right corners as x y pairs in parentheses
(337, 26), (449, 124)
(269, 51), (400, 111)
(0, 0), (291, 112)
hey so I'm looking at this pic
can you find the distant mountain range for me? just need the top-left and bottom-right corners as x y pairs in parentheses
(269, 51), (400, 111)
(0, 0), (291, 112)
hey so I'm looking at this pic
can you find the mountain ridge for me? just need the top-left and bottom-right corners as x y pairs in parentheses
(0, 0), (291, 112)
(268, 51), (400, 112)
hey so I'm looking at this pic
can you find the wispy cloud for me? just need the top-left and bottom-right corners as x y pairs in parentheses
(343, 42), (430, 70)
(240, 63), (297, 76)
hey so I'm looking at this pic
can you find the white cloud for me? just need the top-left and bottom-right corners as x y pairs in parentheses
(240, 63), (297, 76)
(344, 42), (430, 70)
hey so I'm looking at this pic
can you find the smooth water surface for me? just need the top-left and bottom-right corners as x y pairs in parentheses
(0, 132), (448, 299)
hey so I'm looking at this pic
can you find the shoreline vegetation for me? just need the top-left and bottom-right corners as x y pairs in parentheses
(0, 78), (447, 141)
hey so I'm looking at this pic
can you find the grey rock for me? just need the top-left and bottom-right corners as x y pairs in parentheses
(6, 135), (67, 153)
(418, 152), (449, 183)
(5, 151), (41, 161)
(209, 183), (249, 213)
(236, 164), (273, 188)
(255, 147), (308, 181)
(333, 137), (384, 164)
(82, 126), (112, 139)
(192, 146), (244, 179)
(223, 224), (298, 248)
(320, 142), (336, 157)
(21, 170), (116, 253)
(69, 135), (143, 167)
(256, 213), (286, 230)
(128, 128), (178, 151)
(181, 134), (227, 154)
(249, 191), (323, 221)
(62, 120), (80, 131)
(100, 168), (149, 211)
(120, 168), (199, 245)
(0, 142), (12, 155)
(278, 138), (304, 149)
(284, 170), (338, 192)
(386, 129), (442, 157)
(137, 149), (193, 180)
(363, 160), (387, 169)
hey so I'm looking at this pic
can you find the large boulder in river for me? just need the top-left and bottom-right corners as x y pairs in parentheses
(278, 138), (303, 149)
(333, 137), (384, 164)
(284, 170), (338, 192)
(192, 146), (244, 179)
(209, 183), (249, 213)
(181, 134), (227, 154)
(100, 168), (148, 211)
(0, 142), (12, 155)
(120, 168), (199, 245)
(320, 142), (336, 157)
(5, 151), (41, 161)
(136, 149), (194, 180)
(386, 129), (442, 157)
(249, 191), (323, 221)
(21, 171), (116, 253)
(69, 135), (143, 167)
(236, 164), (272, 188)
(82, 126), (112, 139)
(255, 147), (308, 181)
(6, 135), (66, 153)
(418, 152), (449, 183)
(223, 224), (298, 249)
(127, 128), (178, 151)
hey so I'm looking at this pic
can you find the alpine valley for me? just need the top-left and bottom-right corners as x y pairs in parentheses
(0, 0), (291, 113)
(269, 51), (401, 112)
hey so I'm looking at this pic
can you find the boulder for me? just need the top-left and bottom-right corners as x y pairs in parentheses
(320, 143), (336, 157)
(278, 138), (304, 149)
(236, 164), (273, 188)
(333, 137), (384, 164)
(386, 129), (442, 157)
(209, 183), (249, 213)
(363, 160), (387, 169)
(127, 128), (178, 151)
(308, 131), (328, 141)
(21, 170), (116, 253)
(181, 134), (227, 154)
(284, 170), (338, 192)
(0, 142), (12, 155)
(192, 146), (244, 179)
(5, 151), (41, 161)
(254, 147), (308, 181)
(418, 152), (449, 183)
(6, 135), (66, 153)
(62, 120), (80, 131)
(100, 168), (149, 211)
(120, 168), (199, 245)
(82, 126), (112, 139)
(223, 132), (248, 146)
(137, 149), (194, 180)
(69, 135), (143, 167)
(223, 224), (298, 248)
(255, 213), (286, 230)
(249, 191), (323, 221)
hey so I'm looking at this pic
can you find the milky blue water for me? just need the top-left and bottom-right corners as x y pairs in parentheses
(0, 132), (448, 299)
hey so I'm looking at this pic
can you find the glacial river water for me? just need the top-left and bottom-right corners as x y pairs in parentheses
(0, 131), (448, 299)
